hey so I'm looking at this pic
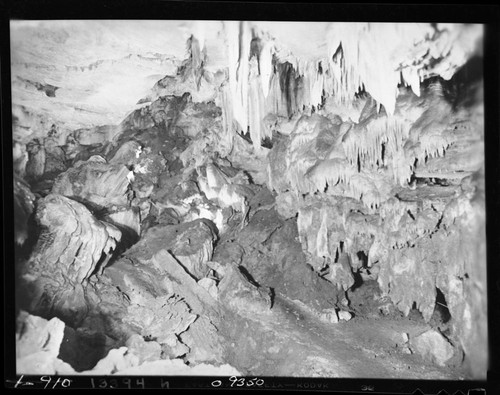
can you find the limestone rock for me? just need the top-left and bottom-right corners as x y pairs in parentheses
(104, 248), (222, 364)
(214, 209), (344, 312)
(198, 278), (218, 300)
(327, 253), (356, 292)
(74, 125), (120, 146)
(52, 156), (131, 209)
(338, 310), (352, 322)
(123, 294), (197, 345)
(275, 190), (299, 219)
(22, 194), (121, 322)
(138, 219), (217, 280)
(179, 315), (225, 364)
(125, 334), (162, 364)
(218, 264), (273, 317)
(106, 208), (141, 238)
(411, 329), (455, 367)
(108, 140), (143, 166)
(44, 143), (67, 178)
(266, 135), (290, 193)
(16, 311), (66, 375)
(319, 308), (339, 324)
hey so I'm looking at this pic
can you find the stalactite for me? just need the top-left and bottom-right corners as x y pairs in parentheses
(248, 57), (271, 151)
(401, 67), (421, 97)
(259, 40), (274, 98)
(236, 21), (251, 133)
(323, 23), (437, 115)
(223, 21), (244, 133)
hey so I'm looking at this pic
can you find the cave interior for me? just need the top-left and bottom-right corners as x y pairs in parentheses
(10, 20), (488, 380)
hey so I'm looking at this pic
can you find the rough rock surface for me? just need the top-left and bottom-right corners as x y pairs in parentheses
(16, 311), (240, 376)
(21, 194), (121, 323)
(135, 219), (217, 280)
(213, 205), (344, 311)
(52, 156), (132, 210)
(103, 227), (224, 365)
(16, 311), (67, 375)
(217, 264), (273, 317)
(411, 329), (455, 367)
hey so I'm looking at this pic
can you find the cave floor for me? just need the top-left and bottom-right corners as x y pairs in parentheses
(223, 294), (466, 379)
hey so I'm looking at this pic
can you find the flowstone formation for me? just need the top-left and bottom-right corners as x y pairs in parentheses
(12, 20), (486, 379)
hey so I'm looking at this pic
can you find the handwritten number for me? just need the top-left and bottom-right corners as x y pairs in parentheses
(211, 380), (222, 388)
(14, 376), (25, 388)
(40, 376), (51, 389)
(61, 378), (71, 388)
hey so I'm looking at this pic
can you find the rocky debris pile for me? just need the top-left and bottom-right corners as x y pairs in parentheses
(16, 311), (241, 376)
(102, 220), (225, 365)
(20, 194), (121, 324)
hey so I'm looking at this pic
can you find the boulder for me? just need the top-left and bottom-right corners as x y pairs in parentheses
(217, 264), (273, 317)
(16, 311), (71, 375)
(410, 329), (455, 367)
(22, 194), (121, 322)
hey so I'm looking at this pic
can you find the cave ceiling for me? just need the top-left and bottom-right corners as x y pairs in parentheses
(11, 20), (483, 144)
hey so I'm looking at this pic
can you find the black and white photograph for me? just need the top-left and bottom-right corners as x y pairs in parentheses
(5, 3), (495, 389)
